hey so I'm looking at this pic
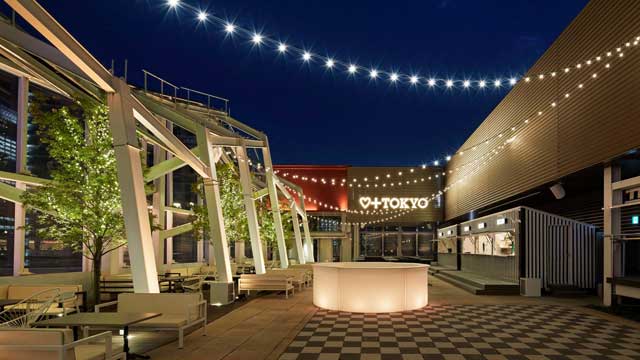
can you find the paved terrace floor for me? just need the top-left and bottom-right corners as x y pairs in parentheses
(139, 278), (640, 360)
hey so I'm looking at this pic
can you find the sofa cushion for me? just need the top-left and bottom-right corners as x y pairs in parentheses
(133, 314), (188, 328)
(7, 284), (82, 307)
(118, 293), (201, 321)
(0, 328), (73, 360)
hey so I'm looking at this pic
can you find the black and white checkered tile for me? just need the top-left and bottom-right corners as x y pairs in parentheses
(279, 304), (640, 360)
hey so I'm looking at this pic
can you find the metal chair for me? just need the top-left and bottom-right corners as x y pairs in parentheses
(181, 276), (204, 294)
(0, 288), (60, 327)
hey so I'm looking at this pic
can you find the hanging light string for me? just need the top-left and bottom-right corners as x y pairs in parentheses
(274, 40), (638, 189)
(281, 48), (633, 223)
(163, 0), (637, 91)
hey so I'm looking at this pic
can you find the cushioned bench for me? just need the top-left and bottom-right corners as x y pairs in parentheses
(95, 293), (206, 349)
(238, 274), (294, 298)
(0, 328), (125, 360)
(266, 269), (309, 290)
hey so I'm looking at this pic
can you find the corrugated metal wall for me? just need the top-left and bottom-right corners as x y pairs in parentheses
(445, 0), (640, 220)
(523, 207), (601, 289)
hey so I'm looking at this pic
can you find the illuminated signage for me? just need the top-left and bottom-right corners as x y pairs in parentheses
(463, 226), (470, 232)
(447, 230), (453, 235)
(633, 215), (639, 225)
(497, 218), (507, 225)
(358, 196), (429, 210)
(478, 222), (486, 229)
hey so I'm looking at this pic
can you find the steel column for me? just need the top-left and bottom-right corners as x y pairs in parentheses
(236, 145), (266, 274)
(262, 143), (288, 268)
(290, 206), (306, 264)
(12, 76), (28, 276)
(195, 128), (233, 283)
(107, 78), (159, 293)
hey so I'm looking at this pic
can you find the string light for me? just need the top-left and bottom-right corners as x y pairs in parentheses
(277, 42), (288, 53)
(197, 10), (207, 22)
(275, 46), (634, 188)
(160, 1), (639, 94)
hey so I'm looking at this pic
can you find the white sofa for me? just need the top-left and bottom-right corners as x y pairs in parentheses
(0, 328), (125, 360)
(266, 269), (309, 290)
(1, 284), (83, 316)
(238, 274), (294, 298)
(95, 293), (206, 349)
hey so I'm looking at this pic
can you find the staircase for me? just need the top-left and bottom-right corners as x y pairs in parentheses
(430, 266), (519, 295)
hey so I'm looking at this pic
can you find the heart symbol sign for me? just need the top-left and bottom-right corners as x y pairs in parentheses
(359, 197), (372, 209)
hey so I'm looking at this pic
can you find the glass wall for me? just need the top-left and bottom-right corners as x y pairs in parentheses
(172, 213), (198, 263)
(0, 71), (17, 276)
(308, 215), (341, 232)
(360, 224), (435, 259)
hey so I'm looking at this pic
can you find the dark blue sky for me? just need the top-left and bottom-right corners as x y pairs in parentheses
(32, 0), (587, 166)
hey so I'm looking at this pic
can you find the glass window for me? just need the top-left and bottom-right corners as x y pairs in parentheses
(361, 232), (382, 256)
(25, 212), (82, 273)
(383, 232), (398, 256)
(0, 199), (14, 276)
(0, 71), (17, 276)
(309, 216), (341, 232)
(172, 213), (197, 263)
(400, 231), (417, 256)
(417, 232), (434, 258)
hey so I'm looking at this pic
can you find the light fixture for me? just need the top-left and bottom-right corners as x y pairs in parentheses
(302, 51), (312, 62)
(478, 80), (486, 88)
(167, 0), (180, 8)
(325, 58), (335, 68)
(509, 78), (517, 86)
(390, 73), (399, 82)
(251, 33), (263, 45)
(433, 160), (439, 166)
(197, 11), (208, 22)
(494, 79), (501, 87)
(463, 80), (471, 88)
(369, 69), (378, 79)
(445, 79), (454, 88)
(277, 42), (288, 53)
(224, 23), (236, 33)
(427, 78), (436, 87)
(410, 75), (419, 84)
(348, 64), (357, 74)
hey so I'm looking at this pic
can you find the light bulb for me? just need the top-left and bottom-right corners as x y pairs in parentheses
(463, 80), (471, 88)
(509, 78), (517, 86)
(302, 52), (312, 61)
(197, 11), (207, 22)
(494, 79), (501, 87)
(389, 73), (399, 82)
(251, 33), (263, 45)
(445, 80), (453, 88)
(478, 80), (486, 88)
(428, 78), (436, 87)
(167, 0), (179, 8)
(369, 69), (378, 79)
(410, 75), (419, 84)
(325, 58), (335, 68)
(348, 64), (357, 74)
(277, 43), (287, 53)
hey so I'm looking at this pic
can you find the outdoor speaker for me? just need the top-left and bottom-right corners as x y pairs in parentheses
(550, 183), (566, 200)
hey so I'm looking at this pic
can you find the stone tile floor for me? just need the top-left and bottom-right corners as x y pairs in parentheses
(279, 304), (640, 360)
(137, 277), (640, 360)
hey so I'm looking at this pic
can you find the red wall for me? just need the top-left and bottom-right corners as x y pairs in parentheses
(273, 165), (349, 212)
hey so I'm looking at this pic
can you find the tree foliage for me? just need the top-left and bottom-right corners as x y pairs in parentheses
(20, 100), (127, 306)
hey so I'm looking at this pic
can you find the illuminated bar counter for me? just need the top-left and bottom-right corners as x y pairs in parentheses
(312, 262), (429, 313)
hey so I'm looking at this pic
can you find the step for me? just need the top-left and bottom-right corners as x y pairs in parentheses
(433, 271), (520, 295)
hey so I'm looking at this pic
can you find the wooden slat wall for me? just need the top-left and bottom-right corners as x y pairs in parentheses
(445, 0), (640, 220)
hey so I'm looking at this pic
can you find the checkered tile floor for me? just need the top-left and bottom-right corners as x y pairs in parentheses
(279, 304), (640, 360)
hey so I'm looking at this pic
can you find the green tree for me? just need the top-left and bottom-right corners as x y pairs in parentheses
(20, 100), (127, 306)
(190, 163), (249, 247)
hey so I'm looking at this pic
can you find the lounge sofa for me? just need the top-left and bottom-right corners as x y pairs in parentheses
(0, 328), (125, 360)
(0, 284), (84, 316)
(95, 293), (206, 348)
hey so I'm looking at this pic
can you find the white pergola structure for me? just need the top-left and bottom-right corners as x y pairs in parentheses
(1, 0), (315, 293)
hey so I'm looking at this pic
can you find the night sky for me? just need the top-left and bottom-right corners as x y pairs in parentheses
(27, 0), (588, 166)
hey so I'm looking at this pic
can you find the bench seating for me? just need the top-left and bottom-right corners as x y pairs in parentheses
(266, 269), (309, 290)
(238, 274), (294, 298)
(0, 328), (125, 360)
(2, 284), (84, 316)
(95, 293), (206, 349)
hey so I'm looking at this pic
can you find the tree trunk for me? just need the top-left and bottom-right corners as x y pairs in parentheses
(92, 256), (102, 310)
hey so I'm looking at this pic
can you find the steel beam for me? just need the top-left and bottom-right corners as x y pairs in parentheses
(5, 0), (114, 92)
(144, 146), (201, 182)
(290, 204), (306, 265)
(236, 145), (266, 274)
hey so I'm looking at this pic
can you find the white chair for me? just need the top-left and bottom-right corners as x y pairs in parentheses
(182, 276), (204, 294)
(0, 288), (60, 328)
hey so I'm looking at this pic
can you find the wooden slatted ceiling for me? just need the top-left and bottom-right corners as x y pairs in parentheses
(445, 0), (640, 221)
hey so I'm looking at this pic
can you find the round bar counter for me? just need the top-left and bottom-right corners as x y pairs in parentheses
(312, 262), (429, 313)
